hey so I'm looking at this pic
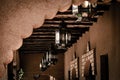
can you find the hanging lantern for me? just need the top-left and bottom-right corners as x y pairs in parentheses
(55, 20), (71, 49)
(39, 56), (48, 71)
(72, 0), (97, 22)
(47, 50), (57, 65)
(80, 1), (91, 18)
(39, 44), (58, 71)
(47, 44), (58, 65)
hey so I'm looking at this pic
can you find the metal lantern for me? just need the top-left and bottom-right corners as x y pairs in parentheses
(39, 44), (58, 71)
(55, 20), (71, 49)
(80, 1), (91, 18)
(47, 44), (57, 65)
(39, 52), (50, 71)
(47, 50), (57, 65)
(72, 0), (97, 22)
(39, 56), (48, 71)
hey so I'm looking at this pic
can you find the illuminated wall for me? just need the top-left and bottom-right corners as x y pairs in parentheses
(64, 2), (120, 80)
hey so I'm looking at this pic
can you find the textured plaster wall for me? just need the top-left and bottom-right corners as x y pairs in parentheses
(0, 0), (73, 77)
(64, 2), (120, 80)
(0, 0), (113, 78)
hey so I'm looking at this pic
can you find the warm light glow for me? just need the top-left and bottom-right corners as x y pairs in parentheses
(61, 34), (65, 41)
(82, 12), (88, 17)
(48, 52), (52, 61)
(82, 1), (90, 8)
(72, 4), (78, 15)
(81, 49), (95, 76)
(68, 33), (71, 41)
(55, 30), (60, 44)
(39, 63), (42, 68)
(65, 33), (68, 44)
(55, 20), (71, 49)
(65, 33), (71, 44)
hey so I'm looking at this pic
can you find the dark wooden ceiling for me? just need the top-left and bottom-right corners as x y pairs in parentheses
(19, 3), (110, 54)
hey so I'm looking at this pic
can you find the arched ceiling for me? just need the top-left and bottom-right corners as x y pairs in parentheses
(0, 0), (112, 77)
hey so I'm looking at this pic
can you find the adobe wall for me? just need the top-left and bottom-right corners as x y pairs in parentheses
(64, 2), (120, 80)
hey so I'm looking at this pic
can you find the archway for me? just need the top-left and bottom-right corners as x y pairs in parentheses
(84, 60), (95, 80)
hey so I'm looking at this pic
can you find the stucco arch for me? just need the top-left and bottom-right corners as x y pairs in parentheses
(0, 0), (73, 77)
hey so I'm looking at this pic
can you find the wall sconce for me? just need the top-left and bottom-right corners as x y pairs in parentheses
(55, 20), (71, 49)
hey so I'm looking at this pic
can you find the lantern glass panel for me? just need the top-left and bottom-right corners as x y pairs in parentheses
(72, 4), (79, 15)
(55, 30), (60, 44)
(82, 1), (90, 8)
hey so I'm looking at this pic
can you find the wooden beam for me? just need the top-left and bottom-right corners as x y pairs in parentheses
(41, 24), (91, 27)
(20, 46), (49, 50)
(19, 50), (66, 54)
(21, 44), (50, 48)
(45, 17), (77, 21)
(32, 32), (55, 35)
(22, 42), (53, 46)
(23, 41), (55, 45)
(26, 36), (55, 39)
(19, 50), (47, 54)
(34, 27), (89, 31)
(46, 18), (97, 22)
(44, 21), (93, 25)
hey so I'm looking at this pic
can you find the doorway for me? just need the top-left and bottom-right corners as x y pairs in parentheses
(100, 54), (109, 80)
(8, 62), (14, 80)
(84, 60), (95, 80)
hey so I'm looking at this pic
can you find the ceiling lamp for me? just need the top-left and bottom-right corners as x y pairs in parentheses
(55, 20), (71, 49)
(48, 43), (58, 65)
(39, 56), (48, 71)
(46, 49), (57, 65)
(39, 44), (57, 71)
(72, 0), (97, 22)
